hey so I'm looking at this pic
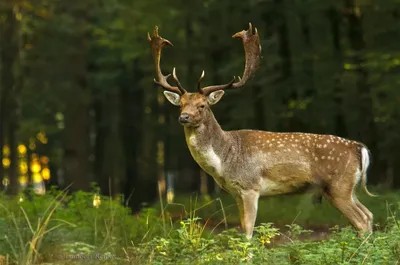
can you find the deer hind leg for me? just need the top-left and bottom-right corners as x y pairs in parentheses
(353, 196), (373, 232)
(323, 188), (369, 237)
(240, 190), (259, 239)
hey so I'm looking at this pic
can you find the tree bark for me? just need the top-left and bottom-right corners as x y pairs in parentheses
(328, 6), (347, 137)
(0, 7), (19, 194)
(344, 0), (379, 184)
(97, 87), (125, 196)
(62, 3), (91, 191)
(120, 62), (144, 210)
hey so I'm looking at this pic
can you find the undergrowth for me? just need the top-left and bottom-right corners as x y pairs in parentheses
(0, 187), (399, 264)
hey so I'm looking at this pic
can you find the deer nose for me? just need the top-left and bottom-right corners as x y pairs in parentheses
(179, 113), (190, 124)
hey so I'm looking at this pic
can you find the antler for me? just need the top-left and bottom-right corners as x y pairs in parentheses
(200, 23), (261, 96)
(148, 26), (186, 95)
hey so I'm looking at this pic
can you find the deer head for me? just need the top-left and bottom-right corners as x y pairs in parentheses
(147, 23), (262, 128)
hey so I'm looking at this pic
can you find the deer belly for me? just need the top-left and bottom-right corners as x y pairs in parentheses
(259, 178), (306, 196)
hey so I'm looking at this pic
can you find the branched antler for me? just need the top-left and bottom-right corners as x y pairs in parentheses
(200, 23), (261, 96)
(148, 26), (186, 95)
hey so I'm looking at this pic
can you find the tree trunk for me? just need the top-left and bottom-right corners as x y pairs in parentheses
(252, 84), (266, 130)
(156, 91), (166, 198)
(344, 0), (379, 184)
(0, 7), (19, 194)
(99, 88), (125, 196)
(62, 3), (91, 191)
(272, 0), (293, 131)
(120, 61), (145, 211)
(300, 12), (314, 99)
(275, 0), (292, 79)
(327, 6), (347, 138)
(93, 95), (106, 193)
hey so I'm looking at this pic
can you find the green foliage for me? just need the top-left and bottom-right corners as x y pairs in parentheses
(0, 187), (163, 264)
(132, 218), (400, 265)
(1, 190), (399, 264)
(152, 190), (400, 229)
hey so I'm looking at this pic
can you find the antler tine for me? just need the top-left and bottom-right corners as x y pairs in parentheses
(148, 26), (187, 95)
(172, 67), (185, 92)
(200, 23), (261, 95)
(199, 77), (236, 95)
(199, 70), (236, 96)
(197, 70), (205, 92)
(231, 22), (262, 89)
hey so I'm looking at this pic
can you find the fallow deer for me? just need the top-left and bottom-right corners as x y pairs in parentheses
(147, 23), (375, 239)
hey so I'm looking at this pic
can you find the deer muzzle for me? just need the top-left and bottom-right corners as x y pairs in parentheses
(179, 113), (191, 124)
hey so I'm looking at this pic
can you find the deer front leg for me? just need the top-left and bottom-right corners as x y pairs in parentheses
(234, 195), (245, 231)
(241, 190), (260, 239)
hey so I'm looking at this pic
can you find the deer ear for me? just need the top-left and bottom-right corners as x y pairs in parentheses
(207, 90), (225, 105)
(163, 91), (181, 106)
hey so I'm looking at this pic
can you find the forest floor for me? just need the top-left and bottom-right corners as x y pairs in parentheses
(0, 188), (399, 264)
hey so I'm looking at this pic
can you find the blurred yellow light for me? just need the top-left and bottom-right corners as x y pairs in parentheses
(19, 176), (28, 185)
(2, 177), (9, 186)
(2, 158), (10, 168)
(19, 196), (24, 203)
(3, 145), (10, 156)
(29, 142), (36, 150)
(42, 168), (50, 180)
(32, 173), (42, 183)
(18, 144), (27, 155)
(19, 162), (28, 174)
(31, 162), (41, 173)
(167, 190), (175, 203)
(36, 132), (48, 144)
(40, 156), (49, 164)
(93, 194), (101, 208)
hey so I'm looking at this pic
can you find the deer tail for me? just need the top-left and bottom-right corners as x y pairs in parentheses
(360, 146), (378, 197)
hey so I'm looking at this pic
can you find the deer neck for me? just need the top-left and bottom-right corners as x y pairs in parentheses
(183, 112), (228, 176)
(184, 112), (225, 148)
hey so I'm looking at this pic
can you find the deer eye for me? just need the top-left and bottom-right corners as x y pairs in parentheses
(199, 104), (205, 109)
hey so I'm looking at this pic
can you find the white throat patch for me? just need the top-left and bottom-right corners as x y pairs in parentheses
(188, 134), (222, 176)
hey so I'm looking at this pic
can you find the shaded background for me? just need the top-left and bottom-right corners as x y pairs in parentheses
(0, 0), (399, 212)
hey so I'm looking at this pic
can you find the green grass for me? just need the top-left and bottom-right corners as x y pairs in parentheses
(153, 188), (400, 229)
(0, 186), (399, 264)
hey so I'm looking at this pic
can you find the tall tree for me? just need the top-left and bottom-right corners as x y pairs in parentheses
(0, 5), (20, 194)
(61, 1), (91, 191)
(327, 5), (348, 138)
(344, 0), (379, 183)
